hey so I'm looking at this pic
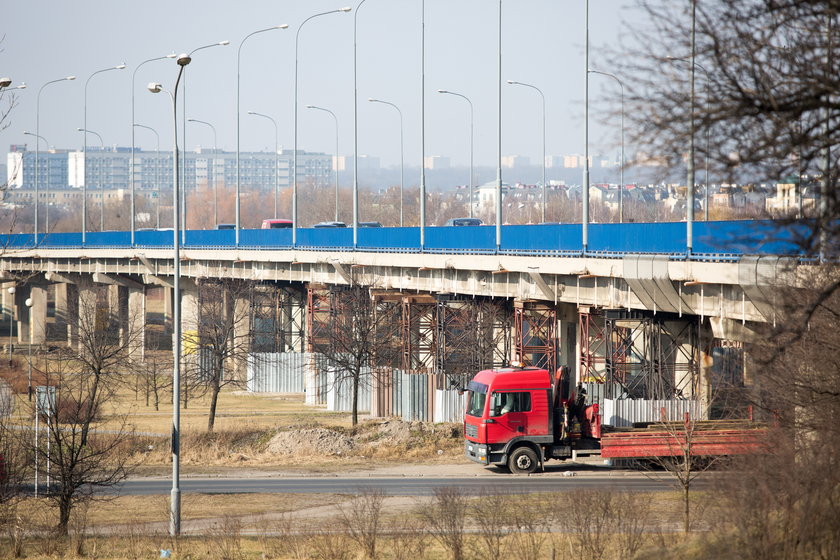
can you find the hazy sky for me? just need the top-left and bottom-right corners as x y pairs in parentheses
(1, 0), (642, 170)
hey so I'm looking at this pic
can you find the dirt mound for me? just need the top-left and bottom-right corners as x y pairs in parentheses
(267, 427), (354, 456)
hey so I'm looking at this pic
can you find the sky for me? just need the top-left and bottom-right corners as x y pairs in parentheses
(1, 0), (643, 170)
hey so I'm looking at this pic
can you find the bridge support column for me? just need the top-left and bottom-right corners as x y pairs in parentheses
(1, 282), (15, 341)
(557, 303), (578, 375)
(54, 283), (70, 344)
(76, 280), (99, 350)
(127, 286), (145, 362)
(29, 285), (48, 346)
(15, 287), (31, 344)
(233, 293), (251, 381)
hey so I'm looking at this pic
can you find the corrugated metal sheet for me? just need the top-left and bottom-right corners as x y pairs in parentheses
(433, 389), (466, 423)
(247, 352), (307, 393)
(325, 367), (372, 413)
(401, 372), (434, 421)
(0, 380), (11, 418)
(602, 398), (707, 428)
(305, 353), (329, 405)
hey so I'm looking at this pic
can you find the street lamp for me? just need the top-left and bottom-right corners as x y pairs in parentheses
(437, 90), (474, 219)
(237, 26), (288, 245)
(182, 41), (229, 240)
(507, 80), (546, 223)
(294, 8), (352, 244)
(247, 111), (280, 220)
(187, 118), (219, 227)
(6, 286), (14, 366)
(147, 50), (191, 538)
(132, 53), (176, 245)
(583, 0), (590, 252)
(24, 297), (32, 402)
(368, 98), (404, 226)
(588, 69), (626, 223)
(35, 76), (72, 243)
(77, 127), (106, 231)
(24, 132), (50, 234)
(306, 105), (340, 222)
(83, 64), (126, 244)
(133, 123), (161, 229)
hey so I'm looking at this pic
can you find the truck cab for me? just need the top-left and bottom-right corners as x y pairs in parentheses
(464, 366), (601, 474)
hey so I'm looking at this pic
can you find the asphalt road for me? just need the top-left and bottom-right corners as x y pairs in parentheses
(114, 473), (683, 496)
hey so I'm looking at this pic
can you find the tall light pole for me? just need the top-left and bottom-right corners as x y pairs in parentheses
(496, 0), (503, 248)
(354, 0), (370, 243)
(182, 41), (229, 240)
(437, 90), (474, 219)
(133, 123), (161, 229)
(666, 55), (710, 222)
(507, 80), (546, 223)
(583, 0), (590, 252)
(368, 98), (404, 226)
(247, 111), (280, 220)
(6, 286), (14, 366)
(237, 26), (287, 244)
(132, 54), (176, 244)
(35, 77), (72, 243)
(306, 105), (340, 222)
(687, 0), (697, 254)
(294, 8), (352, 244)
(77, 127), (106, 231)
(83, 64), (125, 244)
(25, 297), (32, 402)
(187, 118), (218, 227)
(147, 51), (191, 538)
(24, 131), (49, 235)
(588, 69), (625, 223)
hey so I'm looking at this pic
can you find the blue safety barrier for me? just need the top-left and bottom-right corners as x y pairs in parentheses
(3, 220), (809, 260)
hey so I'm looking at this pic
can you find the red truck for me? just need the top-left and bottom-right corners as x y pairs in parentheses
(464, 366), (766, 474)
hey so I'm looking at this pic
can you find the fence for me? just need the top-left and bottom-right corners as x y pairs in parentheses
(247, 352), (308, 393)
(601, 398), (707, 428)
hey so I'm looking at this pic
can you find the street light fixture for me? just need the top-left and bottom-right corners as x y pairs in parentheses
(368, 98), (404, 226)
(83, 64), (125, 244)
(507, 80), (546, 223)
(588, 69), (626, 223)
(236, 25), (288, 245)
(294, 8), (352, 244)
(247, 111), (280, 220)
(77, 127), (107, 231)
(306, 105), (340, 222)
(437, 90), (474, 219)
(131, 53), (177, 245)
(147, 50), (191, 538)
(35, 76), (73, 243)
(133, 123), (161, 229)
(187, 118), (219, 227)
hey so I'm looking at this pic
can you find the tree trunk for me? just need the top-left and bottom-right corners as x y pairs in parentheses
(58, 495), (72, 536)
(352, 375), (360, 428)
(208, 374), (221, 432)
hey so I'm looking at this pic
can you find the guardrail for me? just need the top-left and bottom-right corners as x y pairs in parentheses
(0, 220), (807, 260)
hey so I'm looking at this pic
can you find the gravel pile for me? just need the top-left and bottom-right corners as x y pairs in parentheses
(267, 428), (355, 456)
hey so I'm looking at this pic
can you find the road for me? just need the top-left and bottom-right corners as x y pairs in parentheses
(114, 472), (687, 496)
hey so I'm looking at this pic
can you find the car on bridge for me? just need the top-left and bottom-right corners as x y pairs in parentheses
(313, 221), (347, 228)
(261, 219), (293, 229)
(444, 217), (483, 226)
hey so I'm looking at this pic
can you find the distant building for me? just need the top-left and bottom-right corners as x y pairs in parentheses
(424, 155), (450, 170)
(335, 154), (380, 171)
(501, 155), (529, 169)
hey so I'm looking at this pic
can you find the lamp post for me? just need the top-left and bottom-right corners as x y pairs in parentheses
(187, 118), (219, 227)
(437, 90), (474, 219)
(237, 26), (287, 244)
(421, 0), (427, 245)
(77, 127), (106, 231)
(24, 297), (32, 402)
(583, 0), (590, 252)
(294, 8), (352, 244)
(24, 131), (49, 234)
(507, 80), (546, 223)
(35, 77), (72, 243)
(132, 54), (176, 244)
(368, 98), (404, 226)
(83, 64), (125, 244)
(354, 0), (370, 242)
(247, 111), (280, 220)
(686, 0), (697, 253)
(147, 51), (191, 537)
(6, 286), (14, 366)
(306, 105), (340, 222)
(133, 123), (161, 229)
(495, 0), (503, 248)
(182, 41), (229, 240)
(588, 69), (625, 223)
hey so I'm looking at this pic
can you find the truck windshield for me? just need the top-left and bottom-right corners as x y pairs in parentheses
(466, 381), (488, 417)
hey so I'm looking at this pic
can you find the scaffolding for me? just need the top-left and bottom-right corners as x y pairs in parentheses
(515, 301), (558, 373)
(251, 284), (306, 353)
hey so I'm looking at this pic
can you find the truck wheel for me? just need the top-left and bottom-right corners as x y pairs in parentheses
(508, 447), (538, 474)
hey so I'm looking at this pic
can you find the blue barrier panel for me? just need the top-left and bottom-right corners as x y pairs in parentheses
(0, 233), (35, 248)
(424, 225), (496, 252)
(134, 230), (174, 248)
(500, 224), (583, 253)
(187, 229), (236, 247)
(357, 226), (419, 250)
(589, 222), (687, 254)
(296, 227), (354, 249)
(695, 220), (805, 255)
(239, 228), (292, 248)
(85, 231), (131, 247)
(38, 232), (82, 248)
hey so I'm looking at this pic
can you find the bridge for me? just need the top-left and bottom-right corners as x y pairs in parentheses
(0, 220), (807, 411)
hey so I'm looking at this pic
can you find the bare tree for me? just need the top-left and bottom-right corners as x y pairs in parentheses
(421, 486), (468, 560)
(37, 289), (141, 534)
(186, 278), (253, 432)
(337, 487), (385, 560)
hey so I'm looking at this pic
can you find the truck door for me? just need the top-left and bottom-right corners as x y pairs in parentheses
(488, 392), (532, 443)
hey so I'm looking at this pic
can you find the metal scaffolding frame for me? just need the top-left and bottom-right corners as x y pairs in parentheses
(251, 284), (306, 353)
(401, 294), (437, 374)
(515, 300), (558, 374)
